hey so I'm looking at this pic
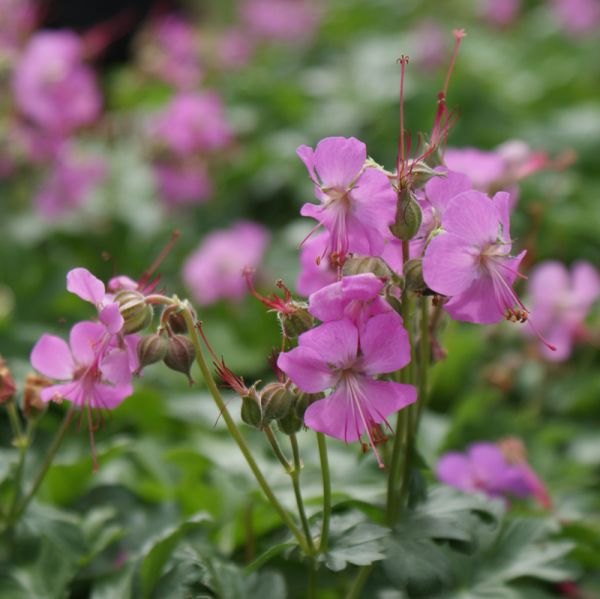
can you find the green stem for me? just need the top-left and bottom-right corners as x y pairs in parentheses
(181, 307), (311, 555)
(290, 433), (315, 552)
(415, 296), (430, 428)
(316, 432), (331, 552)
(7, 419), (35, 521)
(347, 564), (374, 599)
(11, 407), (74, 523)
(264, 426), (292, 471)
(307, 559), (318, 599)
(6, 401), (24, 442)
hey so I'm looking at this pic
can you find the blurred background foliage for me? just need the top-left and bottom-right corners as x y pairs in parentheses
(1, 0), (599, 597)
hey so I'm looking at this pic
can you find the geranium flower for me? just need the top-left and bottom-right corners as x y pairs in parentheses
(297, 136), (396, 264)
(526, 261), (600, 360)
(277, 313), (416, 467)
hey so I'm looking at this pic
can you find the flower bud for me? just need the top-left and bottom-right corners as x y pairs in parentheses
(342, 256), (392, 279)
(241, 387), (262, 429)
(137, 334), (168, 371)
(167, 311), (187, 334)
(278, 307), (314, 339)
(260, 382), (294, 425)
(23, 374), (50, 417)
(0, 356), (17, 404)
(403, 259), (427, 292)
(389, 189), (422, 241)
(294, 392), (322, 420)
(163, 335), (196, 383)
(115, 290), (154, 334)
(277, 409), (303, 435)
(409, 160), (441, 188)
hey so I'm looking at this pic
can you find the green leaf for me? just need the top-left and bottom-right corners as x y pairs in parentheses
(137, 512), (211, 599)
(319, 512), (389, 572)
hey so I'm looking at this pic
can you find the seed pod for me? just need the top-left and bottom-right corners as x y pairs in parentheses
(0, 356), (17, 404)
(342, 256), (392, 279)
(167, 311), (187, 334)
(279, 307), (313, 339)
(403, 258), (427, 292)
(137, 334), (168, 371)
(389, 189), (422, 241)
(163, 335), (196, 383)
(260, 382), (294, 425)
(115, 290), (153, 334)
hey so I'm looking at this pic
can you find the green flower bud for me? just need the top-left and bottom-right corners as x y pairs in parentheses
(241, 390), (262, 429)
(137, 334), (168, 371)
(294, 392), (323, 420)
(163, 335), (196, 383)
(403, 258), (427, 292)
(260, 382), (294, 425)
(277, 409), (303, 435)
(389, 189), (422, 241)
(409, 160), (441, 188)
(115, 290), (153, 334)
(278, 306), (314, 339)
(342, 256), (392, 279)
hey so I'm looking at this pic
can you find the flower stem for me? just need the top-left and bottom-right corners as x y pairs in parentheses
(181, 307), (311, 555)
(290, 433), (315, 552)
(347, 564), (374, 599)
(415, 296), (430, 427)
(264, 426), (292, 472)
(6, 401), (24, 443)
(7, 419), (35, 522)
(11, 407), (74, 523)
(316, 432), (331, 552)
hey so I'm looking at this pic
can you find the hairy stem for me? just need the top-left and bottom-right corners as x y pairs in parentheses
(181, 307), (311, 555)
(316, 432), (331, 552)
(290, 433), (315, 552)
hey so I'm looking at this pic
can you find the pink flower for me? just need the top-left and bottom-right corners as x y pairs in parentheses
(410, 167), (472, 259)
(217, 28), (254, 69)
(30, 320), (133, 410)
(526, 261), (600, 361)
(152, 161), (212, 206)
(422, 190), (531, 326)
(297, 137), (397, 264)
(277, 313), (416, 467)
(480, 0), (521, 26)
(183, 221), (270, 305)
(551, 0), (600, 36)
(149, 92), (231, 155)
(34, 147), (105, 218)
(0, 0), (34, 57)
(444, 147), (507, 192)
(142, 15), (202, 89)
(296, 232), (338, 296)
(410, 20), (446, 71)
(308, 273), (391, 327)
(437, 440), (550, 508)
(66, 268), (124, 334)
(12, 31), (101, 136)
(240, 0), (318, 43)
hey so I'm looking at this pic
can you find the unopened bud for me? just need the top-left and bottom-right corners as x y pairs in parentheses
(163, 335), (196, 383)
(389, 189), (422, 241)
(277, 409), (303, 435)
(23, 374), (50, 417)
(409, 160), (442, 188)
(279, 307), (313, 339)
(115, 290), (154, 334)
(342, 256), (392, 279)
(403, 259), (427, 292)
(260, 382), (294, 425)
(294, 392), (322, 420)
(0, 356), (17, 404)
(137, 334), (168, 371)
(241, 386), (262, 428)
(167, 311), (187, 334)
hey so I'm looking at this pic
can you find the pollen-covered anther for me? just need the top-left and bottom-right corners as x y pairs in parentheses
(504, 307), (528, 323)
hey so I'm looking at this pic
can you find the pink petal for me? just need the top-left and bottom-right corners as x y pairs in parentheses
(359, 312), (410, 375)
(529, 261), (569, 306)
(69, 321), (106, 366)
(296, 144), (315, 179)
(66, 268), (106, 305)
(313, 137), (366, 188)
(92, 383), (133, 410)
(436, 452), (474, 492)
(101, 349), (132, 385)
(303, 385), (361, 441)
(31, 334), (74, 379)
(277, 346), (337, 393)
(40, 381), (81, 404)
(492, 191), (512, 241)
(444, 276), (502, 324)
(423, 233), (479, 296)
(99, 302), (124, 334)
(442, 191), (500, 245)
(424, 168), (471, 214)
(572, 261), (600, 308)
(298, 318), (358, 367)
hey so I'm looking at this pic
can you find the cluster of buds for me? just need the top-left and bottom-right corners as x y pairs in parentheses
(137, 331), (196, 384)
(1, 356), (49, 423)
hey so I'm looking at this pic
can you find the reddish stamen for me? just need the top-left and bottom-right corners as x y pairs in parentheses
(396, 55), (409, 180)
(137, 229), (181, 290)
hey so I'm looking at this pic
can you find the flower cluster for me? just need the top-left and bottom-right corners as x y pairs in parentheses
(147, 92), (232, 206)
